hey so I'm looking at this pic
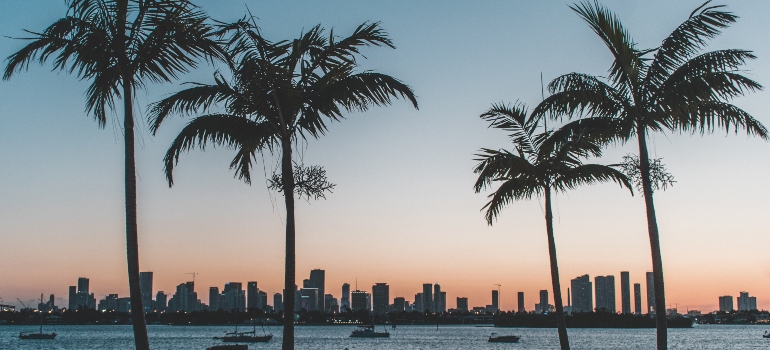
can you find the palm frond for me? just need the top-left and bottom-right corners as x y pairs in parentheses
(148, 77), (234, 133)
(479, 102), (537, 155)
(473, 148), (538, 192)
(669, 100), (768, 139)
(553, 163), (633, 194)
(481, 177), (542, 225)
(310, 70), (418, 118)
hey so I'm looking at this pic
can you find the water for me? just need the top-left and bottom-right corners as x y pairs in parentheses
(1, 324), (768, 349)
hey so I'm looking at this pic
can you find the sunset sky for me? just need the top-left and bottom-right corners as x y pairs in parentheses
(1, 0), (769, 314)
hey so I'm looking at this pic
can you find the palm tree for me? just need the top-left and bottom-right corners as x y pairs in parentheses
(474, 102), (631, 350)
(3, 1), (226, 348)
(148, 20), (418, 349)
(533, 2), (768, 348)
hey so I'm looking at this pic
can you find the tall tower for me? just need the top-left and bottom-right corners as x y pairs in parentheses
(139, 272), (153, 313)
(433, 284), (443, 313)
(308, 269), (325, 311)
(247, 282), (258, 310)
(491, 290), (499, 312)
(633, 283), (642, 315)
(620, 271), (630, 314)
(570, 275), (593, 313)
(517, 292), (525, 313)
(594, 275), (616, 312)
(422, 284), (433, 312)
(539, 290), (549, 314)
(209, 287), (220, 311)
(646, 272), (655, 313)
(273, 293), (283, 312)
(372, 283), (389, 315)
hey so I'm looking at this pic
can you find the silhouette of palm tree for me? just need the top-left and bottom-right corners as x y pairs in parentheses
(534, 2), (767, 348)
(475, 102), (631, 350)
(149, 20), (417, 350)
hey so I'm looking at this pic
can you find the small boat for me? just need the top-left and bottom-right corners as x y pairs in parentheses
(213, 330), (272, 343)
(763, 331), (770, 338)
(19, 294), (57, 340)
(207, 345), (248, 350)
(488, 332), (521, 343)
(349, 325), (390, 338)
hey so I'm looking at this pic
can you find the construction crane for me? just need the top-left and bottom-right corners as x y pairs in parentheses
(185, 272), (198, 284)
(16, 298), (29, 310)
(494, 284), (502, 310)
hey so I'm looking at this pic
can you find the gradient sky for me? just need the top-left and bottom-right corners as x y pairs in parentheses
(1, 0), (769, 313)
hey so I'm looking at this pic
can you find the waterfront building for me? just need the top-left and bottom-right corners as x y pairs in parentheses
(68, 286), (76, 311)
(539, 290), (549, 314)
(351, 290), (368, 311)
(394, 297), (406, 312)
(300, 288), (319, 311)
(222, 282), (245, 312)
(620, 271), (630, 314)
(247, 282), (258, 310)
(634, 283), (641, 315)
(433, 284), (443, 313)
(422, 284), (433, 312)
(258, 291), (268, 310)
(719, 295), (734, 312)
(571, 275), (592, 313)
(491, 290), (499, 312)
(273, 293), (283, 312)
(595, 275), (616, 313)
(737, 291), (758, 311)
(372, 283), (389, 315)
(307, 269), (325, 311)
(325, 294), (338, 313)
(155, 291), (167, 312)
(517, 292), (525, 313)
(139, 272), (153, 313)
(440, 291), (447, 313)
(646, 272), (655, 313)
(415, 293), (423, 312)
(74, 277), (96, 310)
(209, 287), (220, 311)
(341, 283), (350, 312)
(456, 297), (468, 312)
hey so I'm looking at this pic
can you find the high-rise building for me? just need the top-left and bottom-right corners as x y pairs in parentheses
(372, 283), (390, 315)
(351, 290), (368, 311)
(633, 283), (641, 315)
(539, 290), (549, 314)
(491, 290), (499, 312)
(517, 292), (525, 313)
(422, 284), (433, 312)
(433, 284), (443, 313)
(324, 294), (338, 313)
(139, 272), (153, 313)
(74, 277), (95, 310)
(620, 271), (630, 314)
(155, 291), (167, 311)
(646, 272), (655, 313)
(307, 269), (325, 311)
(440, 291), (446, 313)
(259, 291), (268, 310)
(68, 286), (77, 311)
(273, 293), (283, 312)
(571, 275), (593, 313)
(341, 283), (350, 312)
(414, 293), (423, 312)
(394, 297), (406, 312)
(222, 282), (245, 312)
(456, 297), (468, 312)
(209, 287), (220, 311)
(595, 275), (616, 313)
(78, 277), (89, 294)
(719, 295), (734, 312)
(737, 292), (757, 311)
(247, 282), (259, 310)
(300, 288), (319, 311)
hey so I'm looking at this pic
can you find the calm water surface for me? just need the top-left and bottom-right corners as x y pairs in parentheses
(1, 324), (769, 349)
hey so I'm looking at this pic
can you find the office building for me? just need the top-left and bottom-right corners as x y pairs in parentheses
(209, 287), (220, 311)
(258, 291), (268, 310)
(440, 291), (446, 313)
(422, 284), (433, 312)
(737, 292), (757, 311)
(155, 291), (167, 312)
(595, 275), (616, 312)
(539, 290), (549, 314)
(633, 283), (641, 315)
(341, 283), (350, 312)
(719, 295), (734, 312)
(491, 290), (499, 312)
(300, 288), (319, 311)
(68, 286), (77, 311)
(433, 284), (443, 313)
(394, 297), (406, 312)
(646, 272), (655, 313)
(517, 292), (525, 313)
(571, 275), (592, 313)
(372, 283), (390, 315)
(274, 293), (283, 312)
(415, 293), (423, 312)
(456, 297), (468, 312)
(222, 282), (245, 312)
(307, 269), (326, 311)
(351, 290), (368, 311)
(139, 272), (153, 313)
(325, 294), (338, 313)
(247, 282), (259, 310)
(620, 271), (630, 314)
(72, 277), (95, 310)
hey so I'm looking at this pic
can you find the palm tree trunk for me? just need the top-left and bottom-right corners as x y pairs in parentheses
(544, 186), (570, 350)
(280, 137), (296, 350)
(123, 81), (150, 350)
(636, 125), (666, 350)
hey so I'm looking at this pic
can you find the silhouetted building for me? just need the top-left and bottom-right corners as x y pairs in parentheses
(595, 275), (616, 312)
(517, 292), (525, 312)
(139, 272), (153, 313)
(456, 297), (468, 312)
(209, 287), (220, 311)
(222, 282), (244, 312)
(170, 281), (199, 312)
(394, 297), (406, 311)
(68, 286), (76, 311)
(440, 291), (446, 313)
(372, 283), (389, 315)
(155, 291), (167, 312)
(737, 292), (757, 311)
(341, 283), (350, 312)
(433, 284), (443, 313)
(491, 290), (499, 313)
(415, 293), (423, 312)
(620, 271), (630, 314)
(325, 294), (338, 313)
(273, 293), (283, 312)
(351, 290), (368, 311)
(646, 272), (655, 313)
(247, 282), (258, 310)
(300, 288), (319, 311)
(571, 275), (592, 313)
(422, 284), (433, 312)
(539, 290), (548, 314)
(258, 291), (268, 310)
(634, 283), (641, 315)
(74, 277), (95, 310)
(719, 295), (734, 312)
(307, 269), (325, 311)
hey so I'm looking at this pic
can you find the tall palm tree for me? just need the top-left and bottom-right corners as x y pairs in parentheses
(148, 20), (418, 349)
(4, 1), (226, 348)
(474, 103), (631, 350)
(533, 2), (768, 348)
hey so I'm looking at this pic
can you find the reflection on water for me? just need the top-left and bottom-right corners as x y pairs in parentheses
(1, 324), (769, 349)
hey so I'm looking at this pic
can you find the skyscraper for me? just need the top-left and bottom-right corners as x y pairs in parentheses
(300, 288), (319, 311)
(222, 282), (244, 312)
(414, 293), (423, 312)
(517, 292), (525, 313)
(308, 269), (325, 311)
(433, 284), (443, 313)
(139, 272), (153, 313)
(719, 295), (734, 312)
(646, 272), (655, 313)
(595, 275), (616, 312)
(539, 290), (549, 314)
(571, 275), (593, 313)
(273, 293), (283, 312)
(491, 290), (499, 312)
(68, 286), (76, 311)
(394, 297), (406, 312)
(341, 283), (350, 312)
(422, 284), (433, 312)
(372, 283), (390, 315)
(633, 283), (641, 315)
(209, 287), (220, 311)
(247, 282), (258, 310)
(155, 291), (167, 312)
(620, 271), (630, 314)
(737, 292), (756, 311)
(259, 291), (268, 311)
(456, 297), (468, 312)
(351, 290), (368, 311)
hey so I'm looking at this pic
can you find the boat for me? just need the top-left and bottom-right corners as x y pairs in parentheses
(213, 317), (272, 343)
(488, 332), (520, 343)
(763, 331), (770, 338)
(206, 345), (248, 350)
(19, 294), (57, 340)
(349, 324), (390, 338)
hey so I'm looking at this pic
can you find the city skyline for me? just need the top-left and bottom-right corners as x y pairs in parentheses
(2, 0), (770, 316)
